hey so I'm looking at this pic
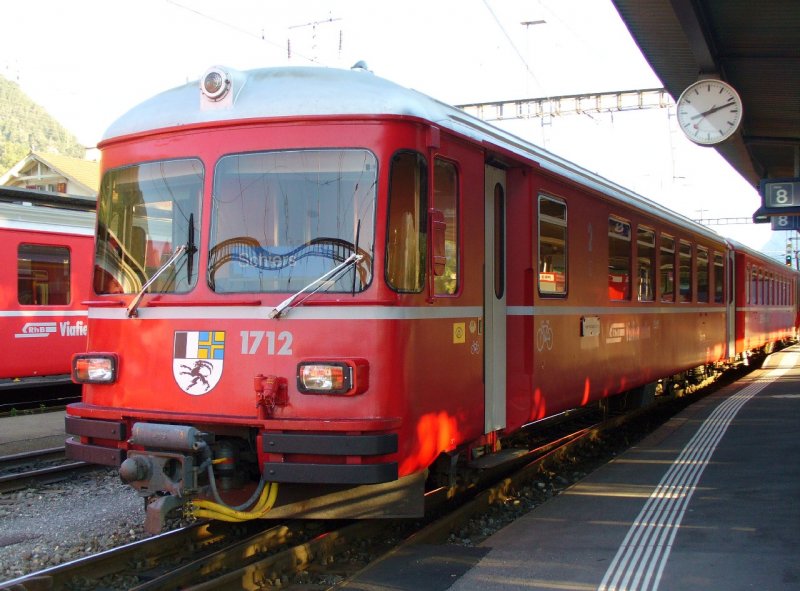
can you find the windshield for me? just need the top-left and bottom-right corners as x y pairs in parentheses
(94, 159), (203, 295)
(208, 149), (376, 293)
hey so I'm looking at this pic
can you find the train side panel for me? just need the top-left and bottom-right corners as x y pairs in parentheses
(732, 244), (798, 355)
(0, 204), (94, 383)
(505, 168), (729, 431)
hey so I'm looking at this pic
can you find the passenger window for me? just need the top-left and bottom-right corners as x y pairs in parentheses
(713, 252), (724, 303)
(386, 151), (428, 292)
(768, 273), (774, 305)
(697, 247), (709, 303)
(679, 240), (692, 302)
(637, 227), (655, 302)
(608, 218), (631, 300)
(660, 235), (675, 302)
(765, 273), (770, 305)
(18, 244), (70, 305)
(750, 267), (758, 305)
(433, 159), (459, 295)
(538, 195), (567, 296)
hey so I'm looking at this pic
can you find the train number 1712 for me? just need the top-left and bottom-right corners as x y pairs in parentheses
(240, 330), (293, 355)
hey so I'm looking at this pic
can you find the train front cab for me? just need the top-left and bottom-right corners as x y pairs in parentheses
(64, 115), (523, 528)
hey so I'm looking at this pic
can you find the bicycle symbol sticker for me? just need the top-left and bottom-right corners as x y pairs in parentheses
(536, 320), (554, 352)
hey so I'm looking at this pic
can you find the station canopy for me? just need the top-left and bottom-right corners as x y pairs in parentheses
(611, 0), (800, 188)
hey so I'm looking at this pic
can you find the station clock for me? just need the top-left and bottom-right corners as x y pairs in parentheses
(676, 79), (743, 146)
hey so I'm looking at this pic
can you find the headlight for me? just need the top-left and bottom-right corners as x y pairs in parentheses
(72, 354), (118, 384)
(297, 359), (368, 395)
(200, 66), (231, 101)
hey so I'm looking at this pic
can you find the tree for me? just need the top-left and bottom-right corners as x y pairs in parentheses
(0, 75), (85, 174)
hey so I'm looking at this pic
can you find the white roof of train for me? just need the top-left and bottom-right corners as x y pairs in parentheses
(725, 236), (797, 272)
(0, 201), (95, 235)
(103, 65), (722, 243)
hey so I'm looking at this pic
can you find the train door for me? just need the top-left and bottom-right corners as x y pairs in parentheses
(484, 165), (507, 433)
(726, 250), (736, 357)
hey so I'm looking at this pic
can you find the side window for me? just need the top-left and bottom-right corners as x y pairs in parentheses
(608, 217), (631, 300)
(386, 151), (427, 292)
(679, 240), (693, 302)
(18, 244), (71, 306)
(637, 227), (655, 302)
(764, 273), (775, 306)
(713, 252), (724, 303)
(697, 247), (709, 303)
(434, 159), (459, 295)
(750, 266), (758, 305)
(758, 269), (763, 305)
(538, 195), (567, 296)
(660, 235), (675, 302)
(746, 264), (751, 304)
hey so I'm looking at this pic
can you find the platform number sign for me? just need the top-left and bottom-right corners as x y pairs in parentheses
(763, 180), (800, 208)
(771, 216), (800, 231)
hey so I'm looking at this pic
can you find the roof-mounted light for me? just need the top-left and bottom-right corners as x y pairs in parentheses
(201, 66), (231, 101)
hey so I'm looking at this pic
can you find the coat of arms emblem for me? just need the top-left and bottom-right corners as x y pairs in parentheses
(173, 331), (225, 394)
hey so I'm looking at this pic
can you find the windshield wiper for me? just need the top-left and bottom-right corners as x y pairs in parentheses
(268, 253), (363, 319)
(186, 213), (197, 282)
(127, 244), (188, 318)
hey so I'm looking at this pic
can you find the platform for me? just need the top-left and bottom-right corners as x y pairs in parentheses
(343, 347), (800, 591)
(446, 347), (800, 590)
(0, 410), (66, 456)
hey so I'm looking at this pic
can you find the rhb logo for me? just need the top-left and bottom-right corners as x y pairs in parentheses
(173, 331), (225, 395)
(14, 321), (87, 339)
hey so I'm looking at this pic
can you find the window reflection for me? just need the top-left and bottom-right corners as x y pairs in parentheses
(538, 195), (567, 296)
(18, 244), (70, 305)
(386, 151), (427, 293)
(94, 159), (203, 295)
(209, 149), (376, 293)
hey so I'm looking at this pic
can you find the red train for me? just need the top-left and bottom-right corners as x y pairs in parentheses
(730, 240), (798, 355)
(0, 187), (94, 391)
(64, 65), (798, 531)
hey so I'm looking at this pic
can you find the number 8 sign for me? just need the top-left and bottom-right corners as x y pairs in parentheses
(763, 180), (800, 208)
(771, 216), (800, 231)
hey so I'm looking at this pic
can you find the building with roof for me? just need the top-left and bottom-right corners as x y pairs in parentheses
(0, 151), (99, 198)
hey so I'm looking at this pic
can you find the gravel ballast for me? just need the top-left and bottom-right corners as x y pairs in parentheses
(0, 468), (150, 583)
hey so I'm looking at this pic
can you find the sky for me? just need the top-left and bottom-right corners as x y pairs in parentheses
(0, 0), (779, 255)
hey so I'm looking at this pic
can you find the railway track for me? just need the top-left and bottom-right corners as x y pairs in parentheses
(0, 408), (648, 590)
(0, 446), (90, 493)
(0, 366), (747, 590)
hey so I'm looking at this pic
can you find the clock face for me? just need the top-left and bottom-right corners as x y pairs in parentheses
(676, 80), (743, 146)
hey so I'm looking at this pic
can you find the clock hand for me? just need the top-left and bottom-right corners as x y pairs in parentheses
(691, 101), (735, 121)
